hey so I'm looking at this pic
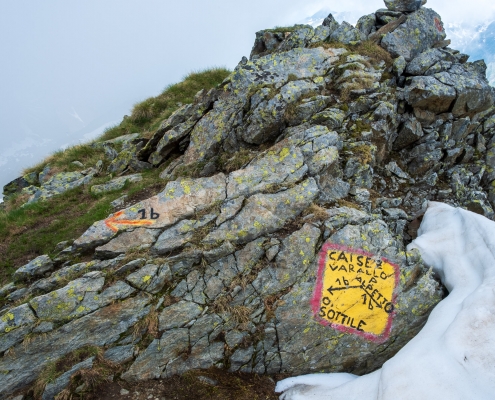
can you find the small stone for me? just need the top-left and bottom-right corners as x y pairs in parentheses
(120, 388), (130, 395)
(386, 162), (410, 179)
(90, 174), (143, 195)
(13, 255), (54, 282)
(71, 161), (84, 167)
(111, 195), (128, 209)
(6, 288), (28, 302)
(425, 172), (438, 186)
(198, 376), (218, 386)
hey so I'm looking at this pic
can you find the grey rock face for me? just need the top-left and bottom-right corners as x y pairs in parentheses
(404, 76), (456, 114)
(95, 228), (161, 259)
(279, 26), (315, 51)
(0, 294), (151, 395)
(405, 48), (456, 76)
(104, 345), (136, 364)
(13, 255), (54, 282)
(226, 146), (306, 199)
(381, 8), (446, 62)
(73, 173), (226, 251)
(356, 14), (377, 37)
(322, 13), (340, 32)
(329, 22), (366, 45)
(204, 178), (319, 245)
(153, 214), (216, 255)
(394, 117), (424, 150)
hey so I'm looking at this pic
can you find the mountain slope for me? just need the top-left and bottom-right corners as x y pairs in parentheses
(1, 3), (495, 399)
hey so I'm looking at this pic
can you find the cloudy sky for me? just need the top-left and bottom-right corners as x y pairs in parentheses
(1, 0), (494, 195)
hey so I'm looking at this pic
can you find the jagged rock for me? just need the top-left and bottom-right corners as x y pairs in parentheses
(95, 228), (161, 259)
(319, 177), (351, 203)
(29, 258), (124, 295)
(0, 294), (151, 395)
(311, 108), (346, 129)
(158, 301), (203, 331)
(250, 31), (285, 59)
(42, 357), (94, 400)
(243, 80), (319, 144)
(408, 149), (443, 175)
(183, 47), (346, 164)
(23, 171), (94, 205)
(279, 26), (314, 51)
(114, 258), (146, 277)
(90, 174), (142, 195)
(322, 13), (340, 32)
(405, 48), (456, 76)
(5, 3), (495, 396)
(252, 223), (320, 296)
(309, 25), (332, 44)
(2, 175), (34, 199)
(434, 63), (494, 117)
(404, 76), (457, 114)
(203, 178), (319, 245)
(393, 117), (424, 150)
(356, 14), (377, 37)
(384, 0), (426, 12)
(29, 272), (105, 322)
(73, 173), (226, 251)
(329, 22), (365, 45)
(386, 161), (410, 179)
(381, 8), (446, 62)
(0, 303), (37, 352)
(204, 242), (236, 264)
(13, 255), (54, 282)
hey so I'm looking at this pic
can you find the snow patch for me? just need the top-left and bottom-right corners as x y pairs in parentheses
(276, 202), (495, 399)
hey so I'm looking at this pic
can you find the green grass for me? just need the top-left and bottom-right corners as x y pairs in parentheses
(0, 160), (168, 287)
(99, 67), (231, 142)
(1, 67), (232, 286)
(22, 67), (231, 178)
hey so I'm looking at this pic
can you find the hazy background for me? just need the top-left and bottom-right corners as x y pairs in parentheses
(1, 0), (494, 199)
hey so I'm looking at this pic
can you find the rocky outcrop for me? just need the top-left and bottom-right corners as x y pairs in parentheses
(1, 1), (495, 398)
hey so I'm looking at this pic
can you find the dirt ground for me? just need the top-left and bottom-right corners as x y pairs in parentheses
(84, 370), (283, 400)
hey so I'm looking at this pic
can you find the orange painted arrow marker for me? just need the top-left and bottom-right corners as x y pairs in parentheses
(104, 210), (155, 232)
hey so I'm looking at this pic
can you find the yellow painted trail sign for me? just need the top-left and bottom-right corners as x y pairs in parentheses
(312, 243), (399, 342)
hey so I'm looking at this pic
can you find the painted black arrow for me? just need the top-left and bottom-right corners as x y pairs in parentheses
(327, 285), (362, 296)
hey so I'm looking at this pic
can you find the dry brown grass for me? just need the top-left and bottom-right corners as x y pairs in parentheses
(354, 40), (393, 66)
(303, 203), (329, 222)
(350, 144), (375, 165)
(133, 306), (159, 339)
(340, 78), (375, 102)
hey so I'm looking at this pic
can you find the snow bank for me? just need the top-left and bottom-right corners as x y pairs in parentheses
(276, 202), (495, 399)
